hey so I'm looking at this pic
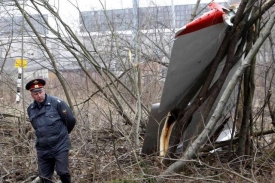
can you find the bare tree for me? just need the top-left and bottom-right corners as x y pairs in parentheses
(1, 0), (275, 182)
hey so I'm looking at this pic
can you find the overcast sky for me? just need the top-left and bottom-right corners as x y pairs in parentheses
(53, 0), (228, 27)
(21, 0), (229, 32)
(64, 0), (228, 10)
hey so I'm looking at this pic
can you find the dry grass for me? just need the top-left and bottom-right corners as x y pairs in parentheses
(2, 113), (275, 183)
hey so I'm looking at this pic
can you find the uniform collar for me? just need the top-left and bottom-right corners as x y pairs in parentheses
(32, 94), (51, 108)
(43, 94), (51, 106)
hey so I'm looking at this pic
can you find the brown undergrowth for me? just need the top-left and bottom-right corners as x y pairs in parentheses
(1, 116), (275, 183)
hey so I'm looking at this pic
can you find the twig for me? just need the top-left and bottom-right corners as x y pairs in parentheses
(30, 176), (40, 183)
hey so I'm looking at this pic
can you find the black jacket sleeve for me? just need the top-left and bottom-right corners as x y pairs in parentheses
(57, 100), (76, 134)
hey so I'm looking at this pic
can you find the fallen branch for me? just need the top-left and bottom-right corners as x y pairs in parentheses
(30, 176), (40, 183)
(0, 113), (21, 119)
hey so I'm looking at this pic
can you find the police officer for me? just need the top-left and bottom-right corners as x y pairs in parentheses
(26, 79), (76, 183)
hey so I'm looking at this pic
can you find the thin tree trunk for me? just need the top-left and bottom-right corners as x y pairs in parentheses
(190, 0), (201, 22)
(237, 24), (256, 156)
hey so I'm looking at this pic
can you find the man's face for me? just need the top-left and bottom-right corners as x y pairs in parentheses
(31, 89), (45, 103)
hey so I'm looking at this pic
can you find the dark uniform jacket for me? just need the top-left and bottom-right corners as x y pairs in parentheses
(27, 94), (76, 156)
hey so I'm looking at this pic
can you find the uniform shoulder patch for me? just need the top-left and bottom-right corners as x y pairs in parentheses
(54, 97), (62, 103)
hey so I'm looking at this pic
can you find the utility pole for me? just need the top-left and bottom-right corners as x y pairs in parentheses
(132, 0), (139, 61)
(132, 0), (141, 148)
(171, 0), (176, 32)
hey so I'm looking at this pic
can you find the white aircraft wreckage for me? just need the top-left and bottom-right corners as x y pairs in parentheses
(142, 2), (239, 159)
